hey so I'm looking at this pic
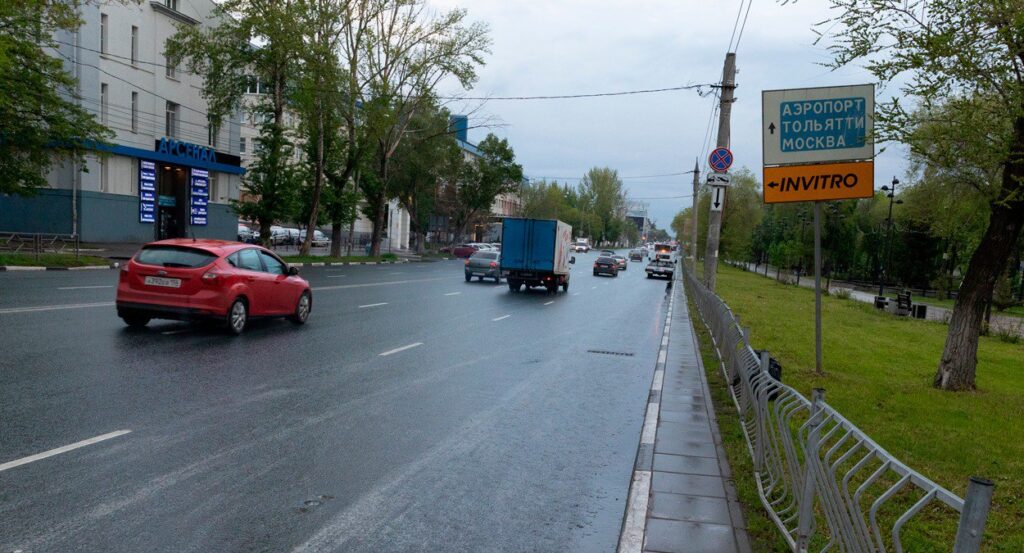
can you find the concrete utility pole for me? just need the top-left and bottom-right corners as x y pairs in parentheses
(703, 52), (736, 292)
(690, 158), (699, 265)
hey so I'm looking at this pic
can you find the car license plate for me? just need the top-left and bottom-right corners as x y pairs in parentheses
(144, 276), (181, 288)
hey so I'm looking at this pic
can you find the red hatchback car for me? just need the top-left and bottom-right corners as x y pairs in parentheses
(116, 239), (312, 334)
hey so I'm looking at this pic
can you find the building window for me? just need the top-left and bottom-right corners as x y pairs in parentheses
(131, 91), (138, 133)
(131, 26), (138, 65)
(165, 101), (178, 138)
(164, 0), (178, 11)
(100, 157), (108, 192)
(239, 137), (246, 154)
(100, 14), (108, 54)
(100, 83), (108, 124)
(165, 55), (177, 79)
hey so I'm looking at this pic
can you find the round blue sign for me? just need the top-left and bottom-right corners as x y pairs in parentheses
(709, 148), (734, 172)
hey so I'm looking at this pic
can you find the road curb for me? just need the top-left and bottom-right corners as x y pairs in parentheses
(287, 259), (411, 268)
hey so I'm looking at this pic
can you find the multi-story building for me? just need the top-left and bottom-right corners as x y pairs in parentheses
(0, 0), (244, 242)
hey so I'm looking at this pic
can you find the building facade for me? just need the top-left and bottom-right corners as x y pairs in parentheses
(0, 0), (244, 242)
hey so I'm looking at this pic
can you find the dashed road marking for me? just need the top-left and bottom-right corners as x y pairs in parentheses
(492, 315), (511, 321)
(57, 285), (113, 290)
(543, 301), (554, 306)
(358, 303), (388, 309)
(378, 342), (423, 357)
(314, 276), (448, 291)
(161, 328), (192, 335)
(0, 301), (114, 315)
(444, 292), (461, 296)
(326, 274), (347, 278)
(0, 430), (132, 473)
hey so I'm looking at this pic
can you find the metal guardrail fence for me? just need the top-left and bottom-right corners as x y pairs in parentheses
(0, 232), (80, 260)
(681, 263), (992, 552)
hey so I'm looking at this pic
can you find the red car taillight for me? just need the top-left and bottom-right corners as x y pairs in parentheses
(593, 263), (598, 268)
(464, 259), (470, 266)
(489, 261), (497, 268)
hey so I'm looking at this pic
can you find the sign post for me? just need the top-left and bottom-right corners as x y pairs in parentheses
(761, 84), (875, 375)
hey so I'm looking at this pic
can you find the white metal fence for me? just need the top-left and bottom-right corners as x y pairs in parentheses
(681, 263), (992, 552)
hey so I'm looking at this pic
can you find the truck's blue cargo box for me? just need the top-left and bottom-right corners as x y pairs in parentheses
(500, 218), (572, 275)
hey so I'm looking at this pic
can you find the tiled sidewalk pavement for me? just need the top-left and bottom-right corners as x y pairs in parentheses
(620, 278), (751, 553)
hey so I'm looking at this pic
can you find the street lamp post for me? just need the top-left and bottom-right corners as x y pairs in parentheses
(877, 177), (904, 298)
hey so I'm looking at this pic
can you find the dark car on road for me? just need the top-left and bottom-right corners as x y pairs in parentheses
(116, 239), (312, 334)
(593, 256), (619, 277)
(629, 249), (642, 261)
(465, 250), (502, 283)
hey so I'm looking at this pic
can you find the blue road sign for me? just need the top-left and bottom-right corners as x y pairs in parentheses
(709, 148), (733, 173)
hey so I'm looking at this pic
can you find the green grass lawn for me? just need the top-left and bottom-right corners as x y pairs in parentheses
(280, 253), (399, 264)
(915, 296), (1024, 319)
(700, 265), (1023, 551)
(0, 252), (109, 267)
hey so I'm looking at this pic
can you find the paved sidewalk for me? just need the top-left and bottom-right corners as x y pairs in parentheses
(619, 278), (750, 553)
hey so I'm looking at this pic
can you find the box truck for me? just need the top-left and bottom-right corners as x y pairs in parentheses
(500, 218), (575, 292)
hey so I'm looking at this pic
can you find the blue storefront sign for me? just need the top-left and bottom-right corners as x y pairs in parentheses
(190, 168), (209, 226)
(139, 160), (157, 223)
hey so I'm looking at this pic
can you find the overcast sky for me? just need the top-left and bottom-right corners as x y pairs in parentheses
(429, 0), (909, 229)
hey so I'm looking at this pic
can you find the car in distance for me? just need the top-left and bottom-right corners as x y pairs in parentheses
(593, 256), (619, 277)
(612, 254), (628, 270)
(452, 244), (480, 258)
(599, 249), (615, 257)
(646, 257), (675, 279)
(116, 239), (312, 335)
(465, 250), (502, 283)
(629, 249), (643, 261)
(572, 241), (590, 253)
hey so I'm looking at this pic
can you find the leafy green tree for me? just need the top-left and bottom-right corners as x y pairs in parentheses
(448, 134), (523, 239)
(819, 0), (1024, 390)
(168, 0), (304, 244)
(579, 167), (626, 245)
(0, 0), (113, 195)
(234, 121), (302, 244)
(390, 104), (461, 253)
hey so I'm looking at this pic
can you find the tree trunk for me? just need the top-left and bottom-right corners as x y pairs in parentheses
(347, 217), (355, 256)
(934, 118), (1024, 391)
(330, 222), (342, 257)
(300, 96), (326, 256)
(258, 215), (273, 247)
(370, 196), (386, 257)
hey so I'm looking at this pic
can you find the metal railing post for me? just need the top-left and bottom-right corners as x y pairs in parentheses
(953, 477), (994, 553)
(75, 233), (80, 260)
(753, 349), (769, 472)
(796, 388), (826, 552)
(34, 234), (40, 262)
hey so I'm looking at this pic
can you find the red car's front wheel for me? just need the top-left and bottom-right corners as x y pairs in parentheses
(290, 292), (311, 324)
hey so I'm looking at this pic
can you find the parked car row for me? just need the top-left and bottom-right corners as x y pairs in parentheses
(237, 224), (331, 247)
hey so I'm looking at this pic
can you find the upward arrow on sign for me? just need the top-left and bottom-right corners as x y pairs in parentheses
(769, 122), (776, 135)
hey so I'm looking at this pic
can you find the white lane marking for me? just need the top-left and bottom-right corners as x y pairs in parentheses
(358, 303), (388, 309)
(658, 350), (667, 365)
(0, 301), (114, 315)
(543, 301), (554, 306)
(388, 271), (404, 275)
(313, 276), (448, 291)
(591, 286), (597, 289)
(57, 285), (113, 290)
(618, 470), (651, 553)
(444, 292), (461, 296)
(0, 430), (132, 473)
(640, 401), (660, 444)
(661, 336), (669, 347)
(378, 342), (423, 357)
(492, 315), (510, 321)
(572, 292), (580, 296)
(161, 328), (191, 335)
(652, 369), (664, 391)
(326, 274), (347, 278)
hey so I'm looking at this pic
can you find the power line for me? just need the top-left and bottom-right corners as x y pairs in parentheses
(438, 83), (717, 101)
(734, 0), (755, 53)
(527, 171), (699, 181)
(727, 0), (747, 53)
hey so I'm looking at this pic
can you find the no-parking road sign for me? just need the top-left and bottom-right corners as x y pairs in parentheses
(708, 148), (733, 173)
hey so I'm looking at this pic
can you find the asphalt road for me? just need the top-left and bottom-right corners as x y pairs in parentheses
(0, 252), (671, 552)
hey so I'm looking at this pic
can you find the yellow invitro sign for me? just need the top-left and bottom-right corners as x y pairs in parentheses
(763, 161), (874, 204)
